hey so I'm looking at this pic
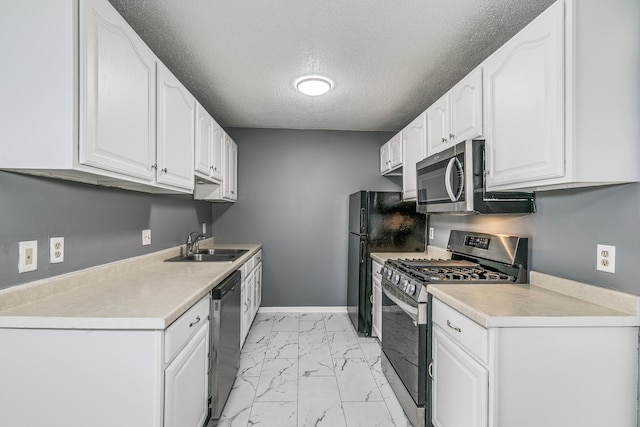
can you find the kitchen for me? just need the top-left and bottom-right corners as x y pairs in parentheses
(1, 0), (639, 426)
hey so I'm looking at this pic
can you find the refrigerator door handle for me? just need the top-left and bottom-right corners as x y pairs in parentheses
(360, 208), (366, 232)
(360, 241), (365, 264)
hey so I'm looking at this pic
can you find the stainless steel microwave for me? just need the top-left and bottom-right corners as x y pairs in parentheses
(416, 140), (535, 214)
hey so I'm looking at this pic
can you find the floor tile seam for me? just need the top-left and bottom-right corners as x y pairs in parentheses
(319, 314), (350, 427)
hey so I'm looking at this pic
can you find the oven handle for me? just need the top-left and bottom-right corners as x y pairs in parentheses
(382, 285), (419, 322)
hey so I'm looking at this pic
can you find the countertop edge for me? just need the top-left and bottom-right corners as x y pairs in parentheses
(0, 242), (263, 330)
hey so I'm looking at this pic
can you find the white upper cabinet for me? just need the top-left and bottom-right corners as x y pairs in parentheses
(484, 2), (564, 189)
(194, 104), (213, 179)
(450, 67), (483, 145)
(426, 94), (451, 156)
(193, 128), (238, 202)
(223, 135), (238, 201)
(484, 0), (640, 191)
(380, 141), (391, 174)
(156, 62), (195, 191)
(380, 133), (403, 175)
(80, 0), (157, 181)
(427, 66), (483, 157)
(402, 112), (427, 201)
(195, 104), (223, 183)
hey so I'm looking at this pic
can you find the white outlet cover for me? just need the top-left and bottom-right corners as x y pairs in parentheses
(18, 240), (38, 273)
(597, 244), (615, 274)
(50, 237), (64, 264)
(429, 227), (434, 240)
(142, 229), (151, 246)
(202, 223), (207, 234)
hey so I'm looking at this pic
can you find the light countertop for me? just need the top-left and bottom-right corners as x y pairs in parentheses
(0, 242), (262, 330)
(428, 271), (640, 328)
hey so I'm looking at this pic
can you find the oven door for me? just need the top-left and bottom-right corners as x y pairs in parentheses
(381, 281), (428, 406)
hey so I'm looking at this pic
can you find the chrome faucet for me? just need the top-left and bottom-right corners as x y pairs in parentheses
(186, 231), (206, 256)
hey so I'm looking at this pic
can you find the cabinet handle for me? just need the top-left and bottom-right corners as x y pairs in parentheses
(441, 137), (447, 143)
(446, 320), (461, 333)
(161, 168), (168, 173)
(428, 362), (434, 380)
(370, 294), (374, 304)
(449, 133), (455, 139)
(189, 315), (201, 328)
(151, 164), (157, 170)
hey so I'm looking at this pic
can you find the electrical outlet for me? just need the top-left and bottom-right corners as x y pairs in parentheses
(18, 241), (38, 273)
(50, 237), (64, 264)
(429, 227), (434, 240)
(202, 223), (207, 235)
(597, 244), (615, 273)
(142, 229), (151, 246)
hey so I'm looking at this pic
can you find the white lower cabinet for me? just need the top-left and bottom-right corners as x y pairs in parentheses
(240, 250), (263, 347)
(430, 298), (639, 427)
(164, 323), (209, 427)
(0, 294), (211, 427)
(432, 327), (488, 427)
(371, 260), (383, 340)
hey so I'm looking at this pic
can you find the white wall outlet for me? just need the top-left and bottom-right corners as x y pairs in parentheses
(597, 244), (615, 273)
(429, 227), (435, 240)
(142, 229), (151, 246)
(202, 223), (207, 235)
(49, 237), (64, 264)
(18, 240), (38, 273)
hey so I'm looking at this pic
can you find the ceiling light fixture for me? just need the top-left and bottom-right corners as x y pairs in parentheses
(295, 76), (333, 97)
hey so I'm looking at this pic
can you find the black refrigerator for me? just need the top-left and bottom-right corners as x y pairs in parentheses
(347, 191), (426, 335)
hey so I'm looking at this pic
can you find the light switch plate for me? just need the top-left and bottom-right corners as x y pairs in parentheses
(50, 237), (64, 264)
(142, 229), (151, 246)
(202, 223), (207, 234)
(18, 240), (38, 273)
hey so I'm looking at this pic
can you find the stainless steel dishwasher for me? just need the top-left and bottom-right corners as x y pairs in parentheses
(208, 270), (241, 421)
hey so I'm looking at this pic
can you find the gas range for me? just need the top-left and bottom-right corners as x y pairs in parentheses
(379, 230), (529, 427)
(381, 230), (529, 302)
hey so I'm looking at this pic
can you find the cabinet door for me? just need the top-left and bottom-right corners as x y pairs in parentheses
(222, 137), (238, 201)
(389, 133), (403, 168)
(245, 270), (255, 332)
(484, 1), (564, 189)
(402, 113), (426, 201)
(380, 142), (391, 174)
(432, 327), (488, 427)
(255, 263), (262, 309)
(240, 277), (247, 346)
(80, 0), (156, 181)
(426, 94), (450, 156)
(156, 63), (195, 191)
(164, 323), (209, 427)
(211, 120), (224, 182)
(194, 103), (213, 178)
(372, 277), (382, 340)
(450, 67), (483, 144)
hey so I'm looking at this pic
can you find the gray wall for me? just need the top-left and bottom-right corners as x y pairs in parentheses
(0, 171), (212, 290)
(211, 128), (398, 307)
(429, 183), (640, 295)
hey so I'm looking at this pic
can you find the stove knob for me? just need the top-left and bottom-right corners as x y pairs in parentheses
(401, 279), (409, 291)
(392, 274), (400, 284)
(407, 283), (416, 295)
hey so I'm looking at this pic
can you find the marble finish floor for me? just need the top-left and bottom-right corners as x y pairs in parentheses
(213, 312), (412, 427)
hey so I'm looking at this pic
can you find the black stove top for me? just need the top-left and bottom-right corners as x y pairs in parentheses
(386, 258), (516, 283)
(381, 230), (529, 302)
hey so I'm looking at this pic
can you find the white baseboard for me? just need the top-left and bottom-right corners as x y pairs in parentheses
(258, 306), (347, 314)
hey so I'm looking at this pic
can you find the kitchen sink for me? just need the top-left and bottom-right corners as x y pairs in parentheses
(165, 248), (249, 263)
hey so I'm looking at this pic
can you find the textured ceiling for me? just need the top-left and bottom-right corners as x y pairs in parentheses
(107, 0), (555, 131)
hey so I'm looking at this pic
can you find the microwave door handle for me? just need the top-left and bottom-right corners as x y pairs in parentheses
(444, 157), (464, 202)
(444, 158), (457, 202)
